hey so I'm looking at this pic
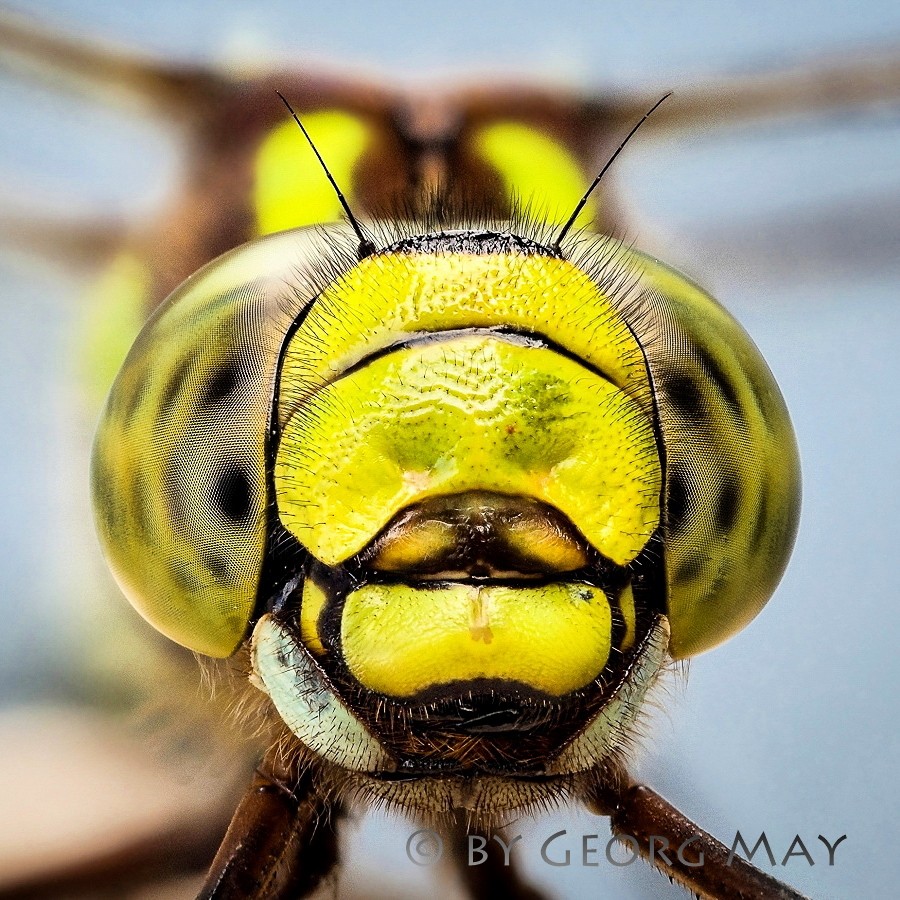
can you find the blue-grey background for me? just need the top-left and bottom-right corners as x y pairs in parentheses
(1, 2), (898, 898)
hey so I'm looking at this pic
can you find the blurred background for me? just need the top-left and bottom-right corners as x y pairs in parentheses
(0, 1), (899, 898)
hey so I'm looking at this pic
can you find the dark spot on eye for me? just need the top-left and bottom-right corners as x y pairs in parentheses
(715, 478), (740, 533)
(90, 447), (108, 490)
(695, 345), (743, 423)
(215, 465), (253, 523)
(170, 564), (204, 594)
(166, 488), (184, 531)
(663, 372), (706, 420)
(202, 552), (231, 583)
(200, 358), (239, 406)
(667, 467), (690, 530)
(159, 352), (196, 415)
(673, 556), (703, 585)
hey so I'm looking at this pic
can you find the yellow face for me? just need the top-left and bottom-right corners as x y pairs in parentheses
(272, 248), (661, 718)
(91, 220), (799, 778)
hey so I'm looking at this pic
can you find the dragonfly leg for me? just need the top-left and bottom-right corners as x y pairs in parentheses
(196, 756), (338, 900)
(589, 775), (811, 900)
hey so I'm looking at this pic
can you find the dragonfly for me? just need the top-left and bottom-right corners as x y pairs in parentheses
(0, 8), (898, 900)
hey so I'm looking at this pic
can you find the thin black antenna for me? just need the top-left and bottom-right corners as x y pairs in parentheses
(276, 91), (376, 258)
(554, 91), (673, 250)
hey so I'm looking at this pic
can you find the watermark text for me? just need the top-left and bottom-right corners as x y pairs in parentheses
(405, 828), (847, 869)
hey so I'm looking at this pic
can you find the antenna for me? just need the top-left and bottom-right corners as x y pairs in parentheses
(276, 91), (376, 259)
(553, 92), (672, 250)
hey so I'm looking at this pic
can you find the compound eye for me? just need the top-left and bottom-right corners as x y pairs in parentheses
(91, 297), (265, 655)
(89, 230), (332, 657)
(634, 256), (802, 658)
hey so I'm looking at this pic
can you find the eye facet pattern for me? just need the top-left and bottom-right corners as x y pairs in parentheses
(91, 226), (362, 656)
(630, 256), (801, 658)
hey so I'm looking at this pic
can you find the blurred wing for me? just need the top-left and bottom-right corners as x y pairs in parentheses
(2, 9), (900, 288)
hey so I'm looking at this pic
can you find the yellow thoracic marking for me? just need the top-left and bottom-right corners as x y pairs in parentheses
(277, 251), (653, 429)
(275, 335), (661, 566)
(472, 121), (594, 227)
(340, 582), (613, 697)
(253, 110), (371, 236)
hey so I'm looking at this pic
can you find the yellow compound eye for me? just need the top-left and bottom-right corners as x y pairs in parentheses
(633, 254), (801, 658)
(90, 225), (361, 656)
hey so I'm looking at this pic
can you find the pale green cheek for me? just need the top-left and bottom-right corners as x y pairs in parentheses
(251, 614), (395, 772)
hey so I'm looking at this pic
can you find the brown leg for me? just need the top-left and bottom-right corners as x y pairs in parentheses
(197, 755), (338, 900)
(589, 776), (810, 900)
